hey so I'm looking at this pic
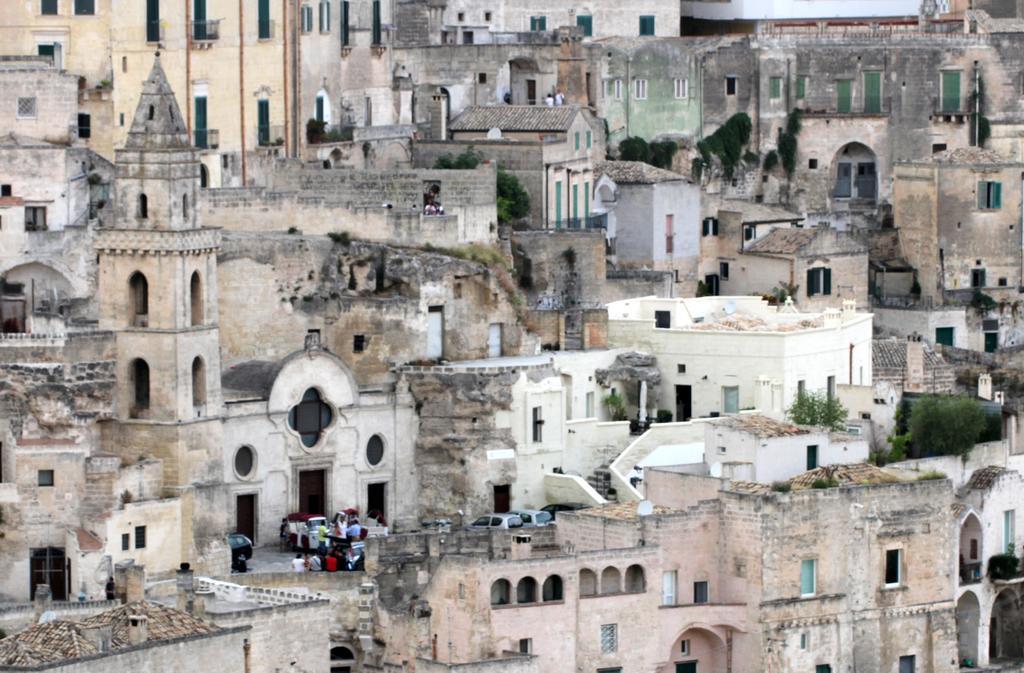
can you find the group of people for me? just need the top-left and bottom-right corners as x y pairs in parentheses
(287, 510), (384, 573)
(545, 90), (566, 107)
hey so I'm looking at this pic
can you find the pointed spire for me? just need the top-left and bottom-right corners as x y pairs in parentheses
(125, 52), (191, 150)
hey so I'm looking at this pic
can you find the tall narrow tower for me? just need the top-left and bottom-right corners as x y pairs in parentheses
(96, 54), (223, 492)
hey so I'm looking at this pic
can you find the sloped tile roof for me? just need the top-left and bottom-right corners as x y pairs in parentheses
(79, 601), (219, 646)
(712, 414), (809, 438)
(450, 105), (580, 132)
(932, 146), (1005, 164)
(728, 480), (772, 495)
(576, 501), (676, 520)
(745, 227), (817, 255)
(788, 463), (903, 490)
(594, 161), (685, 185)
(872, 338), (945, 370)
(0, 621), (99, 666)
(966, 465), (1008, 491)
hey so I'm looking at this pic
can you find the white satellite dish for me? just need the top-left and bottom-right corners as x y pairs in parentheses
(486, 127), (502, 140)
(724, 301), (736, 316)
(38, 611), (57, 624)
(636, 500), (654, 517)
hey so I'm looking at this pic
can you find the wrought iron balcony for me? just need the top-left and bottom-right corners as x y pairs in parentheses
(192, 19), (221, 42)
(194, 128), (219, 150)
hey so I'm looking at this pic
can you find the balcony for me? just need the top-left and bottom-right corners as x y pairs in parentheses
(257, 124), (285, 148)
(194, 128), (219, 150)
(192, 19), (221, 43)
(959, 562), (982, 585)
(931, 97), (969, 123)
(562, 213), (608, 230)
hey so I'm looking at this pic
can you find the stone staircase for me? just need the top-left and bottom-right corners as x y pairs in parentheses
(563, 309), (583, 351)
(586, 465), (618, 502)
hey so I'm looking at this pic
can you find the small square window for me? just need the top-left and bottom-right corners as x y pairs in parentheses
(38, 470), (54, 486)
(518, 638), (531, 654)
(719, 262), (729, 280)
(41, 0), (58, 15)
(478, 73), (487, 84)
(457, 11), (464, 21)
(17, 97), (37, 119)
(74, 0), (95, 15)
(353, 334), (366, 352)
(121, 533), (130, 551)
(693, 580), (709, 604)
(484, 11), (492, 21)
(808, 158), (818, 169)
(999, 277), (1008, 287)
(1, 185), (11, 197)
(135, 525), (147, 549)
(717, 446), (726, 454)
(677, 364), (686, 374)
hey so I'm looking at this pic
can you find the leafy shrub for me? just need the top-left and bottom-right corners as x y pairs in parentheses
(908, 395), (986, 458)
(434, 147), (481, 169)
(328, 231), (351, 245)
(603, 392), (627, 421)
(694, 113), (752, 178)
(787, 390), (848, 431)
(989, 553), (1019, 580)
(771, 481), (792, 493)
(916, 470), (947, 481)
(497, 169), (530, 224)
(763, 150), (779, 172)
(656, 409), (673, 424)
(811, 478), (838, 489)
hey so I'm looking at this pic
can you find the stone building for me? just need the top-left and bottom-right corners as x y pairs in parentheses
(593, 161), (701, 295)
(606, 295), (873, 420)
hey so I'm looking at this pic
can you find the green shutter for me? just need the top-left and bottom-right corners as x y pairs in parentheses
(807, 269), (817, 296)
(584, 182), (590, 218)
(823, 268), (832, 295)
(796, 76), (806, 100)
(574, 131), (580, 151)
(993, 182), (1002, 209)
(769, 77), (781, 99)
(576, 15), (592, 37)
(41, 0), (58, 15)
(315, 96), (324, 122)
(37, 44), (55, 57)
(258, 0), (271, 39)
(74, 0), (95, 14)
(555, 180), (562, 227)
(836, 80), (851, 113)
(639, 15), (655, 36)
(147, 0), (160, 42)
(800, 559), (815, 595)
(342, 1), (349, 45)
(978, 181), (986, 209)
(193, 0), (207, 39)
(942, 71), (961, 112)
(935, 327), (954, 347)
(586, 130), (592, 148)
(372, 0), (381, 44)
(194, 96), (208, 148)
(530, 16), (547, 32)
(572, 183), (579, 221)
(864, 72), (881, 113)
(258, 100), (270, 146)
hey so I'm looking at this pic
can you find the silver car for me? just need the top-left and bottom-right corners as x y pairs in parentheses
(509, 509), (553, 527)
(469, 513), (524, 529)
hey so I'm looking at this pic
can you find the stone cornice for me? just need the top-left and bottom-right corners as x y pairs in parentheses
(94, 227), (221, 255)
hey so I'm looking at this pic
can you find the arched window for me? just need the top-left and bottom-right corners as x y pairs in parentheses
(579, 569), (597, 597)
(366, 435), (384, 466)
(189, 271), (203, 326)
(234, 446), (255, 478)
(600, 566), (621, 594)
(191, 356), (206, 408)
(542, 575), (563, 601)
(625, 564), (645, 593)
(182, 193), (189, 220)
(148, 105), (155, 120)
(130, 358), (150, 417)
(128, 272), (148, 326)
(516, 577), (537, 604)
(138, 193), (148, 219)
(490, 579), (511, 606)
(288, 388), (333, 447)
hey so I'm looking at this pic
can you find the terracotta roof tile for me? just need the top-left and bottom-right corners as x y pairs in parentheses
(594, 161), (685, 184)
(79, 601), (219, 646)
(788, 463), (903, 490)
(74, 527), (104, 552)
(966, 466), (1008, 491)
(745, 227), (817, 255)
(711, 414), (809, 437)
(576, 501), (676, 520)
(450, 105), (580, 132)
(872, 338), (947, 370)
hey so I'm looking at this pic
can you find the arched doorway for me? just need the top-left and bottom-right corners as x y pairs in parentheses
(991, 588), (1024, 660)
(956, 591), (981, 666)
(330, 645), (355, 673)
(662, 626), (728, 673)
(832, 142), (877, 203)
(960, 512), (983, 583)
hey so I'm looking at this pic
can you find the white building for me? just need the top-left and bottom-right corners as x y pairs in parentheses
(606, 295), (873, 421)
(681, 0), (924, 22)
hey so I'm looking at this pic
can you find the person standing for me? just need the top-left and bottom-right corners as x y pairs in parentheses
(545, 93), (554, 107)
(317, 521), (329, 555)
(105, 577), (116, 601)
(555, 90), (564, 106)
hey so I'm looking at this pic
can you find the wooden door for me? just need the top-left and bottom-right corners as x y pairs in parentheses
(526, 79), (537, 105)
(236, 494), (256, 542)
(493, 484), (510, 513)
(299, 470), (326, 515)
(30, 547), (66, 601)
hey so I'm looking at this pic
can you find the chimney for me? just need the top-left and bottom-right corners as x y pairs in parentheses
(81, 625), (112, 653)
(175, 564), (195, 614)
(127, 614), (148, 646)
(905, 335), (924, 393)
(979, 373), (993, 401)
(124, 565), (145, 604)
(510, 533), (533, 560)
(32, 584), (52, 622)
(193, 588), (213, 620)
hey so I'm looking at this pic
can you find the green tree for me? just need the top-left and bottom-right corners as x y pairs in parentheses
(497, 169), (530, 225)
(787, 390), (847, 431)
(618, 136), (651, 164)
(648, 140), (678, 169)
(434, 147), (481, 169)
(908, 395), (986, 457)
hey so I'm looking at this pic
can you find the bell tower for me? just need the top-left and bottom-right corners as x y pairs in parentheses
(96, 53), (223, 492)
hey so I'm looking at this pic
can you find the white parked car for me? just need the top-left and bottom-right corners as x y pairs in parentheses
(509, 509), (553, 527)
(469, 513), (524, 529)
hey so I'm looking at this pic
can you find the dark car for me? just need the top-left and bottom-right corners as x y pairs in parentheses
(228, 533), (253, 562)
(540, 503), (590, 520)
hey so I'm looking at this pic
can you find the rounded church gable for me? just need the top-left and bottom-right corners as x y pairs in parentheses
(267, 349), (358, 415)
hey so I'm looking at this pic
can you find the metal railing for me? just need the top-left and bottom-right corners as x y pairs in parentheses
(194, 128), (219, 150)
(959, 562), (982, 585)
(192, 19), (221, 41)
(562, 213), (608, 230)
